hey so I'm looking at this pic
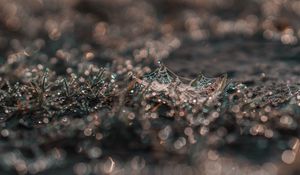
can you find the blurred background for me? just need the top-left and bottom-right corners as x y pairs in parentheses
(1, 0), (300, 82)
(0, 0), (300, 174)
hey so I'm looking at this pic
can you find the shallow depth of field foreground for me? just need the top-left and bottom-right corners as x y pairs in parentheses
(0, 0), (300, 175)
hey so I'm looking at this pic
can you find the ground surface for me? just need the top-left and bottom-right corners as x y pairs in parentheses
(0, 0), (300, 175)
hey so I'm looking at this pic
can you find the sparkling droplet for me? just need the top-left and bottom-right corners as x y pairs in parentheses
(281, 150), (296, 164)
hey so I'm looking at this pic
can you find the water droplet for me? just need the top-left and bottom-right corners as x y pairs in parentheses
(281, 150), (296, 164)
(88, 147), (102, 159)
(174, 137), (186, 149)
(84, 128), (93, 136)
(1, 129), (9, 137)
(102, 157), (115, 174)
(158, 126), (172, 141)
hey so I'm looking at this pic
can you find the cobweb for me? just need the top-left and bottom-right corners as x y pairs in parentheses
(190, 74), (216, 90)
(143, 64), (177, 84)
(143, 62), (219, 90)
(133, 62), (228, 107)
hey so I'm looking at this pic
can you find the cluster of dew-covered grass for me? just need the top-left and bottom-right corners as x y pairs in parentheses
(0, 58), (300, 174)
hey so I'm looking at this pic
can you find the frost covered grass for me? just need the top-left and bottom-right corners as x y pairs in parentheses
(1, 60), (300, 174)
